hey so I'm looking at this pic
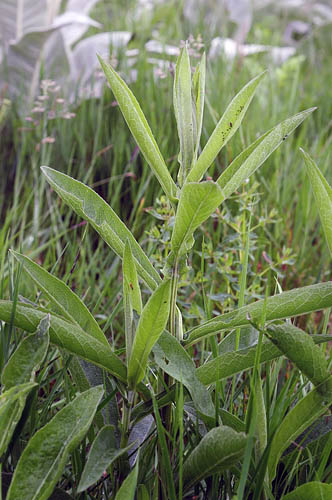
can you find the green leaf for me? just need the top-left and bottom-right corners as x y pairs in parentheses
(174, 45), (195, 184)
(114, 456), (139, 500)
(0, 300), (127, 383)
(192, 52), (206, 161)
(41, 167), (161, 291)
(152, 331), (215, 419)
(7, 386), (104, 500)
(196, 335), (331, 386)
(98, 55), (177, 202)
(216, 107), (315, 200)
(268, 377), (332, 481)
(128, 280), (171, 389)
(185, 281), (332, 346)
(78, 425), (134, 492)
(11, 250), (108, 346)
(182, 426), (247, 490)
(123, 240), (142, 315)
(171, 181), (223, 256)
(265, 323), (330, 388)
(187, 72), (266, 183)
(2, 315), (49, 390)
(300, 149), (332, 256)
(137, 484), (150, 500)
(0, 383), (37, 457)
(283, 482), (332, 500)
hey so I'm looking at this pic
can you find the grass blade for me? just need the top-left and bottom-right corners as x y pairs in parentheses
(128, 280), (171, 389)
(187, 72), (266, 182)
(184, 281), (332, 346)
(7, 386), (104, 500)
(41, 167), (161, 291)
(98, 55), (177, 202)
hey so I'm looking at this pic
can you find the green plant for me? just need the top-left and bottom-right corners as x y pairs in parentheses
(1, 46), (332, 499)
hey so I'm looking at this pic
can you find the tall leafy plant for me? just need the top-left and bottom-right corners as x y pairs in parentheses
(1, 47), (332, 499)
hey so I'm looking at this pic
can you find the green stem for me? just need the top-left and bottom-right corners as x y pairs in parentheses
(170, 258), (179, 338)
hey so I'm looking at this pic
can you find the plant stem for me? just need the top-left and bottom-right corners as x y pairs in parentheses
(170, 257), (179, 338)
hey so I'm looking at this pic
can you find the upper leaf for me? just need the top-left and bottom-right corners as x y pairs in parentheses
(192, 52), (206, 161)
(98, 55), (177, 202)
(7, 386), (104, 500)
(41, 167), (161, 291)
(187, 71), (266, 183)
(171, 181), (223, 257)
(300, 149), (332, 256)
(128, 280), (171, 389)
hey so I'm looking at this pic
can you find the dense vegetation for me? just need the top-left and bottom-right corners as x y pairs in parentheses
(1, 1), (332, 499)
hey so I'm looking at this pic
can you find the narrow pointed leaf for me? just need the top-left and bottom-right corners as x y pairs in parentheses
(196, 334), (331, 386)
(7, 386), (104, 500)
(183, 426), (247, 490)
(268, 377), (332, 481)
(78, 425), (134, 492)
(114, 458), (139, 500)
(185, 281), (332, 346)
(300, 149), (332, 256)
(187, 72), (266, 182)
(0, 300), (127, 383)
(128, 280), (171, 388)
(41, 167), (161, 291)
(283, 482), (332, 500)
(174, 46), (195, 183)
(98, 55), (177, 202)
(0, 383), (37, 457)
(2, 315), (50, 390)
(153, 331), (215, 419)
(171, 181), (223, 256)
(265, 323), (330, 387)
(216, 107), (315, 200)
(11, 250), (108, 346)
(123, 240), (142, 315)
(192, 52), (206, 160)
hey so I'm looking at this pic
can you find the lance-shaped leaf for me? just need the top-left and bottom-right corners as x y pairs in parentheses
(184, 281), (332, 346)
(216, 107), (315, 200)
(152, 331), (215, 419)
(192, 52), (206, 160)
(2, 315), (50, 390)
(174, 45), (195, 184)
(283, 482), (332, 500)
(98, 55), (177, 202)
(0, 383), (37, 457)
(196, 334), (331, 386)
(78, 425), (134, 492)
(182, 426), (247, 490)
(0, 300), (127, 383)
(114, 457), (139, 500)
(7, 386), (104, 500)
(128, 280), (171, 389)
(300, 149), (332, 256)
(171, 181), (223, 257)
(11, 250), (108, 346)
(265, 323), (330, 388)
(268, 376), (332, 481)
(41, 167), (161, 291)
(187, 72), (266, 183)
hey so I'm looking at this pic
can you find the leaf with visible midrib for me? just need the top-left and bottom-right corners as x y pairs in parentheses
(11, 250), (108, 346)
(41, 166), (161, 291)
(283, 482), (332, 500)
(7, 386), (104, 500)
(187, 72), (266, 183)
(98, 55), (177, 202)
(182, 426), (247, 490)
(185, 281), (332, 346)
(301, 149), (332, 257)
(171, 181), (223, 257)
(128, 280), (171, 389)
